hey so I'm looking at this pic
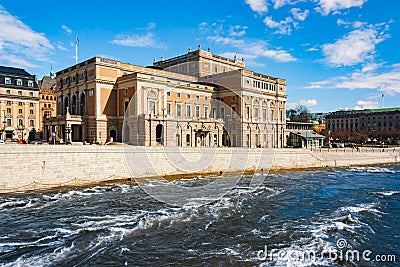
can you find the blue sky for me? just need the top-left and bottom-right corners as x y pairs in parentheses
(0, 0), (399, 112)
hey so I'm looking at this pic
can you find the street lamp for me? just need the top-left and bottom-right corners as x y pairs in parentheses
(2, 110), (6, 141)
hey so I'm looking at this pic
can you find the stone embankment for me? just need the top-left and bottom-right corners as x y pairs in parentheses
(0, 145), (398, 193)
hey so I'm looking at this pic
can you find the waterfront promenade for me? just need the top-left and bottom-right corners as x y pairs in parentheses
(0, 145), (399, 193)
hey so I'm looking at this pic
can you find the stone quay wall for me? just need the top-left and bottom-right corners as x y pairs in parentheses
(0, 145), (398, 193)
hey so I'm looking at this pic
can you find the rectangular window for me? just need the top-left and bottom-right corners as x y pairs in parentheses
(232, 106), (236, 118)
(167, 103), (171, 115)
(30, 120), (34, 127)
(220, 107), (225, 118)
(263, 109), (267, 121)
(19, 109), (23, 114)
(6, 101), (11, 105)
(177, 93), (181, 98)
(30, 110), (34, 115)
(167, 92), (171, 96)
(18, 91), (22, 96)
(148, 100), (155, 115)
(187, 94), (190, 99)
(29, 92), (33, 97)
(28, 81), (34, 87)
(5, 78), (11, 84)
(212, 108), (216, 118)
(16, 79), (22, 86)
(246, 106), (250, 120)
(6, 108), (11, 114)
(254, 107), (259, 120)
(195, 105), (200, 118)
(30, 103), (34, 107)
(280, 109), (283, 121)
(6, 90), (10, 95)
(214, 66), (218, 73)
(204, 106), (209, 118)
(18, 102), (23, 106)
(186, 104), (191, 118)
(124, 101), (129, 113)
(232, 95), (236, 101)
(176, 103), (182, 117)
(270, 110), (274, 121)
(196, 95), (200, 100)
(6, 119), (11, 127)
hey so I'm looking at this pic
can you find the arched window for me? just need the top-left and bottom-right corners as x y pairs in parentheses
(80, 93), (86, 115)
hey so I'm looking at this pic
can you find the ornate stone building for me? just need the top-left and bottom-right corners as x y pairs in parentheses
(38, 74), (56, 134)
(0, 66), (39, 141)
(326, 108), (400, 142)
(44, 47), (287, 147)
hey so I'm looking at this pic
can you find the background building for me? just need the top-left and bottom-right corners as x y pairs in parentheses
(0, 66), (39, 141)
(326, 108), (400, 144)
(45, 47), (287, 147)
(38, 74), (56, 135)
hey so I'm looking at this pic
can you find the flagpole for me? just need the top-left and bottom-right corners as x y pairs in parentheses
(75, 36), (79, 64)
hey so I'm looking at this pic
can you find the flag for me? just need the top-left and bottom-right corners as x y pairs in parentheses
(76, 36), (79, 45)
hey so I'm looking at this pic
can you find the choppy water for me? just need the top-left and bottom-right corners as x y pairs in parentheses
(0, 165), (399, 266)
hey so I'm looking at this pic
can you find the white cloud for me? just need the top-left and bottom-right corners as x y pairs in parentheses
(306, 63), (400, 95)
(290, 8), (309, 21)
(272, 0), (295, 9)
(111, 33), (163, 48)
(300, 99), (318, 106)
(263, 16), (294, 35)
(287, 99), (318, 109)
(61, 24), (72, 35)
(315, 0), (367, 15)
(354, 100), (379, 110)
(146, 22), (156, 30)
(0, 5), (54, 66)
(307, 47), (319, 52)
(245, 0), (268, 14)
(207, 36), (297, 63)
(321, 25), (389, 67)
(229, 25), (247, 37)
(0, 54), (39, 68)
(207, 36), (245, 47)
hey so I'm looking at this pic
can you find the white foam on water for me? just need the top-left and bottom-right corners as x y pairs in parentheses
(1, 242), (76, 267)
(349, 166), (396, 173)
(376, 190), (400, 196)
(0, 200), (27, 210)
(339, 203), (382, 216)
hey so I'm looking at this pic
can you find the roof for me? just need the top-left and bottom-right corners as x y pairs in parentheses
(329, 107), (400, 116)
(39, 76), (56, 90)
(291, 131), (325, 139)
(0, 66), (31, 76)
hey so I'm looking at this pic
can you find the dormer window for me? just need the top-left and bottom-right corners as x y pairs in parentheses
(16, 79), (22, 86)
(28, 80), (34, 87)
(5, 78), (11, 84)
